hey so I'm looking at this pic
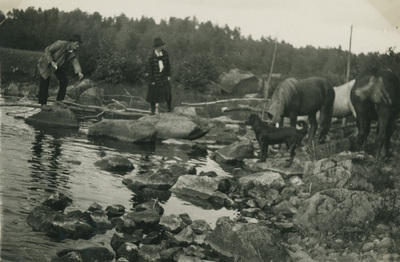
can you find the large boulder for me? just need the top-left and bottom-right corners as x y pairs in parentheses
(212, 139), (254, 165)
(220, 69), (261, 95)
(2, 82), (37, 97)
(25, 104), (79, 128)
(27, 205), (96, 240)
(123, 164), (189, 190)
(66, 79), (95, 99)
(79, 87), (103, 106)
(53, 247), (114, 262)
(170, 175), (227, 200)
(303, 151), (379, 194)
(205, 217), (290, 262)
(138, 114), (211, 140)
(88, 119), (157, 143)
(94, 155), (134, 173)
(293, 188), (382, 234)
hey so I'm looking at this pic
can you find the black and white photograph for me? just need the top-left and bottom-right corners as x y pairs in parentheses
(1, 0), (400, 261)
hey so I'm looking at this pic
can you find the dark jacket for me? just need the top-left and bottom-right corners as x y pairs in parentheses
(146, 49), (171, 103)
(37, 40), (81, 79)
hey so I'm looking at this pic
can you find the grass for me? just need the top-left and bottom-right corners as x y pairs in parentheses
(0, 47), (43, 84)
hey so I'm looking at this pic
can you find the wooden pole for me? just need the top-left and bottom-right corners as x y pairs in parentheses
(346, 25), (353, 82)
(262, 39), (277, 119)
(343, 25), (353, 128)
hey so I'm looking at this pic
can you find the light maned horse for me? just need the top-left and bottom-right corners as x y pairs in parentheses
(267, 77), (335, 145)
(350, 68), (400, 159)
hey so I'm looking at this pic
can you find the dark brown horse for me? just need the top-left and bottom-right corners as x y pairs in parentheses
(267, 77), (335, 145)
(350, 68), (400, 159)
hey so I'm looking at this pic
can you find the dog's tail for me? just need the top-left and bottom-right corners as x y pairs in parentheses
(296, 120), (308, 136)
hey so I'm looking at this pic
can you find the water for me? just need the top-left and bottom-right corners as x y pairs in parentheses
(0, 98), (237, 261)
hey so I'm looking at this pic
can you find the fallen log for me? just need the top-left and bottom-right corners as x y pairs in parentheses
(0, 100), (151, 119)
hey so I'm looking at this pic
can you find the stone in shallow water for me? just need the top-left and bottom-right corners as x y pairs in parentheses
(25, 104), (79, 128)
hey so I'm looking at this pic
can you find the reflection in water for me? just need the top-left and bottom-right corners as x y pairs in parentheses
(28, 128), (75, 193)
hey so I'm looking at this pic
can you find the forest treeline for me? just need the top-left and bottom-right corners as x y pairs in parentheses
(1, 7), (400, 91)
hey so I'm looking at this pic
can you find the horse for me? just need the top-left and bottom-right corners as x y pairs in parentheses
(350, 68), (400, 159)
(267, 77), (335, 145)
(333, 79), (356, 119)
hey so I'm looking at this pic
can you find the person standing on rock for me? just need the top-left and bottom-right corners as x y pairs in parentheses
(146, 37), (172, 114)
(37, 34), (84, 110)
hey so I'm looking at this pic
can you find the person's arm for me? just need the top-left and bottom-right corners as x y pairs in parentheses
(71, 57), (83, 80)
(43, 41), (63, 68)
(147, 54), (155, 84)
(164, 50), (171, 80)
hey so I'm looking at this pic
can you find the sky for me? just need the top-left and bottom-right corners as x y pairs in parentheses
(1, 0), (400, 54)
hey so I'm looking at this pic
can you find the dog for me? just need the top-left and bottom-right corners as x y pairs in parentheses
(245, 114), (308, 167)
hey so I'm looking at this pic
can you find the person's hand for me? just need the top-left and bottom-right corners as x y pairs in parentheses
(78, 72), (84, 80)
(151, 82), (155, 85)
(167, 77), (171, 81)
(51, 61), (58, 70)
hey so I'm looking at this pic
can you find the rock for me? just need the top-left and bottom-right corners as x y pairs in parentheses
(110, 232), (142, 252)
(170, 175), (223, 200)
(123, 167), (181, 190)
(134, 200), (164, 215)
(88, 119), (157, 143)
(309, 138), (351, 160)
(138, 114), (211, 140)
(205, 217), (290, 262)
(25, 105), (79, 128)
(115, 243), (139, 262)
(51, 251), (82, 262)
(79, 87), (103, 106)
(272, 200), (297, 216)
(55, 247), (114, 262)
(173, 106), (210, 118)
(94, 155), (134, 173)
(159, 214), (185, 233)
(138, 245), (162, 262)
(66, 79), (95, 99)
(238, 171), (285, 193)
(42, 192), (72, 211)
(3, 82), (37, 97)
(160, 247), (182, 261)
(111, 215), (137, 234)
(126, 210), (161, 231)
(141, 231), (163, 245)
(293, 189), (382, 234)
(220, 68), (261, 95)
(105, 204), (125, 218)
(190, 219), (212, 235)
(27, 205), (95, 240)
(303, 151), (378, 194)
(89, 210), (113, 233)
(212, 139), (254, 164)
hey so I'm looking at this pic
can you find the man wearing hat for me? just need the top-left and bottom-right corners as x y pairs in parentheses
(37, 34), (84, 110)
(146, 37), (172, 114)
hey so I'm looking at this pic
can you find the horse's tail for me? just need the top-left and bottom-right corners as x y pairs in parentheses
(296, 120), (308, 136)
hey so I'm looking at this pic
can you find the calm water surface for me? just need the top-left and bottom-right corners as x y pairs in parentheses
(0, 98), (237, 261)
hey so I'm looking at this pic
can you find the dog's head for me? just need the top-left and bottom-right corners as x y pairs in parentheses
(245, 114), (261, 126)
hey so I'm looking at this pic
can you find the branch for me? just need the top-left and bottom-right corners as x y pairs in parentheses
(181, 98), (264, 106)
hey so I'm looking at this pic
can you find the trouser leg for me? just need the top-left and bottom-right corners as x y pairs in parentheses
(150, 103), (156, 114)
(54, 69), (69, 101)
(167, 99), (172, 112)
(38, 76), (50, 105)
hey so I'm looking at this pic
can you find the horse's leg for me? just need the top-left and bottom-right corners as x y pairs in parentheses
(318, 104), (334, 143)
(356, 113), (371, 153)
(307, 114), (318, 145)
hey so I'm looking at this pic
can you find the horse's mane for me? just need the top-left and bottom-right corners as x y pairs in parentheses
(268, 78), (300, 120)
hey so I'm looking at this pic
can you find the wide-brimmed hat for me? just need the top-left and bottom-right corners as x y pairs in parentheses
(69, 34), (83, 43)
(153, 37), (165, 47)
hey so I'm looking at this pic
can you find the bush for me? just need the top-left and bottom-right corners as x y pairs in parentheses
(174, 53), (221, 91)
(91, 50), (145, 84)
